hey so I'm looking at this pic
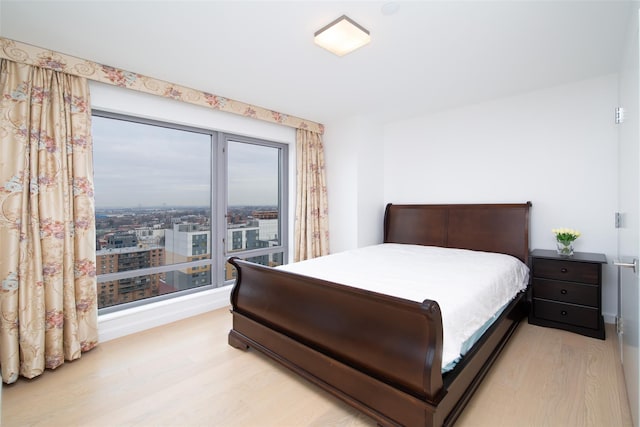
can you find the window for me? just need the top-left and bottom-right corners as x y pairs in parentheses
(92, 111), (288, 313)
(226, 137), (286, 276)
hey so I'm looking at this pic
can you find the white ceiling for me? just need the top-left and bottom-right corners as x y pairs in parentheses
(0, 1), (636, 126)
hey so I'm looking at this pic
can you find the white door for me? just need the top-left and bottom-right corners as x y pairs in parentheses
(618, 7), (640, 426)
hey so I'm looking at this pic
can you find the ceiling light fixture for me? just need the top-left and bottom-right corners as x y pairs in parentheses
(314, 15), (370, 57)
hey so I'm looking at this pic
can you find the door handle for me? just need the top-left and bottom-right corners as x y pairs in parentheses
(614, 258), (638, 273)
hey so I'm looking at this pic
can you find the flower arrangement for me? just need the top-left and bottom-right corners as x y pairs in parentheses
(552, 228), (581, 256)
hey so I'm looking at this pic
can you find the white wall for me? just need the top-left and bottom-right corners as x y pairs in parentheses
(90, 82), (297, 341)
(324, 115), (384, 253)
(357, 117), (385, 248)
(382, 75), (619, 320)
(324, 120), (359, 252)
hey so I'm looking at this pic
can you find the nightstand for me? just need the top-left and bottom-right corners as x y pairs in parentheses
(528, 249), (607, 340)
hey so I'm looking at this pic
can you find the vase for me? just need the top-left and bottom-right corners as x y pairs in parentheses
(556, 240), (574, 256)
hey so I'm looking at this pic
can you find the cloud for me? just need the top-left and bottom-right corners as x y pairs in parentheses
(92, 115), (279, 208)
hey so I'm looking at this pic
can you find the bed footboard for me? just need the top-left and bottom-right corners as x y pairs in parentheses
(228, 257), (446, 424)
(227, 256), (527, 426)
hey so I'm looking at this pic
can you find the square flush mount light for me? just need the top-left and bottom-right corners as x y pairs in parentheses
(314, 15), (370, 57)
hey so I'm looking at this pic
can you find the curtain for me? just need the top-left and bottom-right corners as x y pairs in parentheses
(294, 129), (330, 261)
(0, 59), (98, 384)
(0, 37), (324, 135)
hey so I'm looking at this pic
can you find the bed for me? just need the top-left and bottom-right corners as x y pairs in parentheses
(228, 202), (531, 426)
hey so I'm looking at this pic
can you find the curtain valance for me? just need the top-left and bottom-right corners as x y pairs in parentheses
(0, 37), (324, 135)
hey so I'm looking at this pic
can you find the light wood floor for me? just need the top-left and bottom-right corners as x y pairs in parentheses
(3, 307), (633, 427)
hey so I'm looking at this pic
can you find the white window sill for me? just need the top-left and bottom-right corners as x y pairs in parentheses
(98, 286), (232, 342)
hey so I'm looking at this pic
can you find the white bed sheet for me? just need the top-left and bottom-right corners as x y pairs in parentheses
(277, 243), (529, 370)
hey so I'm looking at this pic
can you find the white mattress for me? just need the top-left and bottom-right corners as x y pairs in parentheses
(277, 243), (529, 370)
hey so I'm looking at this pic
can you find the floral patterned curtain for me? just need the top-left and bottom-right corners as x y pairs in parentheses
(294, 129), (330, 261)
(0, 59), (98, 384)
(0, 37), (324, 135)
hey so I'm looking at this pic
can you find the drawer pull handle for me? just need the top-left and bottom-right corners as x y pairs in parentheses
(560, 268), (568, 273)
(561, 310), (568, 316)
(560, 289), (567, 295)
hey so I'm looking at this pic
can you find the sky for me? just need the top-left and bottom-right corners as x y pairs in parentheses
(92, 115), (280, 208)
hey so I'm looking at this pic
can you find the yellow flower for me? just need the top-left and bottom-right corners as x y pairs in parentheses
(552, 227), (581, 243)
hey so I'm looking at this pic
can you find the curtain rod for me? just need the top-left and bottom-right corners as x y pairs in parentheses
(0, 37), (324, 135)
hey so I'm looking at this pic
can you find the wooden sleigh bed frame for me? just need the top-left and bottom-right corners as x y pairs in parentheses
(228, 202), (531, 426)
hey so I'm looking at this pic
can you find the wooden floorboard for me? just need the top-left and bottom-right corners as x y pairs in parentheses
(2, 307), (633, 427)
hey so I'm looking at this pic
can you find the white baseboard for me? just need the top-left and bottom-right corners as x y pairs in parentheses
(603, 312), (616, 324)
(98, 286), (232, 343)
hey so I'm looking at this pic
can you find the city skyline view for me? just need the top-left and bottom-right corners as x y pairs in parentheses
(91, 113), (285, 310)
(94, 204), (282, 309)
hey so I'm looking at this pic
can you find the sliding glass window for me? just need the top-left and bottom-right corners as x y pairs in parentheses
(224, 135), (287, 280)
(92, 112), (287, 312)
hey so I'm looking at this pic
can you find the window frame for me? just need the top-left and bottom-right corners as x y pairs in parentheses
(218, 132), (289, 285)
(92, 110), (288, 314)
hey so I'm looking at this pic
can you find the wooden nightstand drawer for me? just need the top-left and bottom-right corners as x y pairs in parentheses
(533, 299), (600, 330)
(532, 278), (598, 307)
(529, 249), (606, 339)
(532, 258), (599, 284)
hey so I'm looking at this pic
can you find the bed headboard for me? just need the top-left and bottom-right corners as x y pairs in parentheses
(383, 202), (531, 264)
